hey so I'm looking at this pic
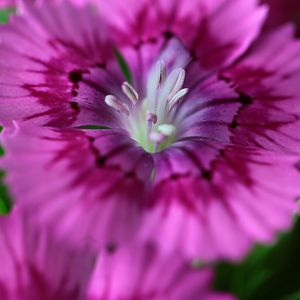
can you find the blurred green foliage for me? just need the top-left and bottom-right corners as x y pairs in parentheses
(0, 126), (12, 215)
(215, 218), (300, 300)
(0, 8), (15, 24)
(0, 8), (16, 215)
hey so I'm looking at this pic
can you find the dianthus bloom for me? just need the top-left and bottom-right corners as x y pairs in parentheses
(1, 0), (300, 262)
(0, 210), (233, 300)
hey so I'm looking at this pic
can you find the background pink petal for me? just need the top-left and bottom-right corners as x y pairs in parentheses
(0, 209), (96, 300)
(0, 0), (15, 8)
(86, 242), (235, 300)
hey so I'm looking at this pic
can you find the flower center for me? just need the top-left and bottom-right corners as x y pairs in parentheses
(105, 61), (189, 153)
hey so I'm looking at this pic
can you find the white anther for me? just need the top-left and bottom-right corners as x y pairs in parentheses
(168, 68), (186, 100)
(169, 88), (189, 110)
(159, 61), (167, 86)
(149, 131), (165, 143)
(157, 124), (176, 136)
(105, 95), (130, 117)
(122, 82), (139, 104)
(146, 111), (158, 124)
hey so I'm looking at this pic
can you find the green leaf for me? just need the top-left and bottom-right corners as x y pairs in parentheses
(0, 185), (11, 215)
(0, 8), (16, 24)
(281, 291), (300, 300)
(114, 49), (133, 84)
(0, 126), (12, 215)
(76, 125), (111, 130)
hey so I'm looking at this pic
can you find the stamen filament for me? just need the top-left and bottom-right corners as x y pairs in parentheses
(122, 82), (139, 104)
(169, 88), (189, 111)
(105, 95), (130, 117)
(159, 61), (167, 86)
(168, 68), (186, 100)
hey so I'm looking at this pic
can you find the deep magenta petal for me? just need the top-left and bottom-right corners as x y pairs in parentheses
(97, 0), (267, 72)
(221, 25), (300, 154)
(0, 124), (154, 248)
(262, 0), (300, 29)
(0, 1), (124, 128)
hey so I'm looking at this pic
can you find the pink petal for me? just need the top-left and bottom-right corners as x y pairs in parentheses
(86, 242), (235, 300)
(139, 139), (300, 261)
(0, 123), (153, 249)
(177, 74), (240, 142)
(222, 25), (300, 154)
(0, 0), (15, 8)
(97, 0), (267, 72)
(0, 0), (122, 128)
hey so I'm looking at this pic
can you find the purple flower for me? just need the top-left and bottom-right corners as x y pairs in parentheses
(0, 209), (96, 300)
(1, 0), (300, 261)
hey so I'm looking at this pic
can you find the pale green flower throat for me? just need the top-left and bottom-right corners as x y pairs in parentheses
(105, 61), (189, 153)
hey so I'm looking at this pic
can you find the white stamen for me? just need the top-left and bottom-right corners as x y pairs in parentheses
(105, 95), (130, 117)
(157, 124), (176, 136)
(149, 124), (175, 152)
(168, 68), (186, 100)
(169, 88), (189, 110)
(122, 82), (139, 104)
(146, 111), (158, 124)
(147, 62), (162, 112)
(159, 61), (167, 86)
(149, 131), (165, 143)
(104, 62), (188, 153)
